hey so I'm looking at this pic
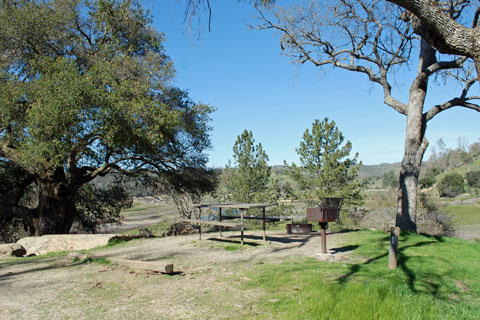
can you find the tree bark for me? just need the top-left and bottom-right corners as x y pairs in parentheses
(388, 0), (479, 57)
(396, 39), (435, 232)
(32, 168), (78, 235)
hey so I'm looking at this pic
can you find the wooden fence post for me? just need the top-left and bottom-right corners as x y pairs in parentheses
(388, 226), (400, 269)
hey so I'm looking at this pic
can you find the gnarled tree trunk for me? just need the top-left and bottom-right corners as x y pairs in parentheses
(396, 39), (434, 232)
(32, 168), (78, 235)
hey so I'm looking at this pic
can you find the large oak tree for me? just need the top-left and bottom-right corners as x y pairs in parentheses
(0, 0), (214, 235)
(386, 0), (480, 78)
(257, 0), (480, 232)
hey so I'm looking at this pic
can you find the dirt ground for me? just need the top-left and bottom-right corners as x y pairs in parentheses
(0, 230), (351, 320)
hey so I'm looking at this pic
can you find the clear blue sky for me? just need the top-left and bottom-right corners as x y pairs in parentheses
(147, 0), (479, 166)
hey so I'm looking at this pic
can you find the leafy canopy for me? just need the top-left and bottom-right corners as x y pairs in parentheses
(286, 118), (362, 207)
(0, 0), (213, 179)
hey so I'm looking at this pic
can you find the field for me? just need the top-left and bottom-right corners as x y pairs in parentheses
(1, 229), (479, 319)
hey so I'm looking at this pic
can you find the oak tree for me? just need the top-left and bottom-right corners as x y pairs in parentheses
(0, 0), (213, 235)
(386, 0), (480, 79)
(257, 0), (480, 232)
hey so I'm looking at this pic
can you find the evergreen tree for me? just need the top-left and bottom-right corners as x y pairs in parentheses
(225, 130), (270, 202)
(286, 118), (362, 207)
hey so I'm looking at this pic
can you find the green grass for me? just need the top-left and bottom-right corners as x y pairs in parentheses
(444, 205), (480, 225)
(436, 157), (480, 181)
(243, 230), (480, 319)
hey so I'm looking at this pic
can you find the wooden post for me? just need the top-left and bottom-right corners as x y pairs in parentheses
(219, 207), (223, 237)
(262, 207), (266, 241)
(198, 207), (202, 241)
(240, 208), (244, 245)
(388, 226), (400, 269)
(320, 222), (328, 254)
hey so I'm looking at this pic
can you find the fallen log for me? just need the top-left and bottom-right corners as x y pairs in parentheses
(108, 257), (174, 274)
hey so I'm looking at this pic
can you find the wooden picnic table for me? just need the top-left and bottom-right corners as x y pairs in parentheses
(185, 203), (279, 245)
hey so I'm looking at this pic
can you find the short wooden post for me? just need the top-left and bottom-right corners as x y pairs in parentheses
(198, 207), (202, 240)
(262, 207), (266, 241)
(240, 208), (244, 245)
(219, 207), (223, 237)
(388, 226), (400, 269)
(320, 222), (328, 254)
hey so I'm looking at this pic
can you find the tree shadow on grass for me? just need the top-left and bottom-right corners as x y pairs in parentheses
(330, 245), (359, 254)
(336, 234), (447, 297)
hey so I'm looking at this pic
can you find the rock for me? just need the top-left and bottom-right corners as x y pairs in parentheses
(162, 222), (195, 237)
(139, 228), (153, 238)
(17, 234), (119, 255)
(0, 243), (26, 257)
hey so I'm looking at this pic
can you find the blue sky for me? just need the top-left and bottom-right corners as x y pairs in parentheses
(147, 0), (480, 166)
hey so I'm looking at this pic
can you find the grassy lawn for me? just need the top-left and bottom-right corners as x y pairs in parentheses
(444, 205), (480, 226)
(243, 230), (480, 319)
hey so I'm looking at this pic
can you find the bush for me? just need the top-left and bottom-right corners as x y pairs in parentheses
(419, 175), (436, 189)
(419, 167), (440, 189)
(466, 170), (480, 188)
(382, 171), (398, 189)
(417, 212), (454, 236)
(437, 173), (465, 197)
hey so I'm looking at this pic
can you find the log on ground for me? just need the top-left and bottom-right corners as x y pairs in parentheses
(108, 257), (174, 274)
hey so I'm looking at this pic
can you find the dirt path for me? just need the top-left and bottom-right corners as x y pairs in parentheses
(0, 230), (351, 320)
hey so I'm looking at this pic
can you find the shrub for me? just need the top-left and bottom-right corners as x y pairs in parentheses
(417, 212), (454, 236)
(419, 175), (436, 189)
(466, 170), (480, 188)
(419, 167), (440, 189)
(437, 173), (465, 197)
(382, 171), (398, 189)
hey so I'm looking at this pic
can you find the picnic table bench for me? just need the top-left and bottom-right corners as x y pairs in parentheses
(188, 203), (279, 245)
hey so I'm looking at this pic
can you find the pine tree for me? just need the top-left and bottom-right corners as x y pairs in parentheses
(286, 118), (362, 207)
(225, 130), (271, 202)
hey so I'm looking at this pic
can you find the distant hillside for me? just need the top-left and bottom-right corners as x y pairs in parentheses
(271, 163), (401, 180)
(358, 162), (401, 179)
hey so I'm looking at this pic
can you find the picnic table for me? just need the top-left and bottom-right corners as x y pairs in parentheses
(184, 203), (282, 245)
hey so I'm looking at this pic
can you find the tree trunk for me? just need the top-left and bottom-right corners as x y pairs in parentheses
(396, 39), (434, 232)
(33, 195), (76, 235)
(32, 169), (78, 235)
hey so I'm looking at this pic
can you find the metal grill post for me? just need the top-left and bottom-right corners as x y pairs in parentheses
(320, 222), (328, 254)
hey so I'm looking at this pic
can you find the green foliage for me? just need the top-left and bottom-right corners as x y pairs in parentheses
(245, 230), (480, 319)
(107, 238), (128, 247)
(419, 175), (435, 189)
(0, 160), (33, 242)
(224, 130), (271, 202)
(73, 182), (132, 233)
(285, 118), (363, 207)
(419, 167), (440, 189)
(382, 170), (398, 189)
(437, 173), (465, 197)
(465, 170), (480, 188)
(0, 0), (213, 234)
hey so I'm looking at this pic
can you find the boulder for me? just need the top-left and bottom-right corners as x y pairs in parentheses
(17, 234), (119, 255)
(162, 222), (195, 237)
(0, 243), (27, 257)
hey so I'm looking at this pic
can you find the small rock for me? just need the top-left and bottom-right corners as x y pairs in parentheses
(139, 228), (153, 238)
(0, 243), (26, 257)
